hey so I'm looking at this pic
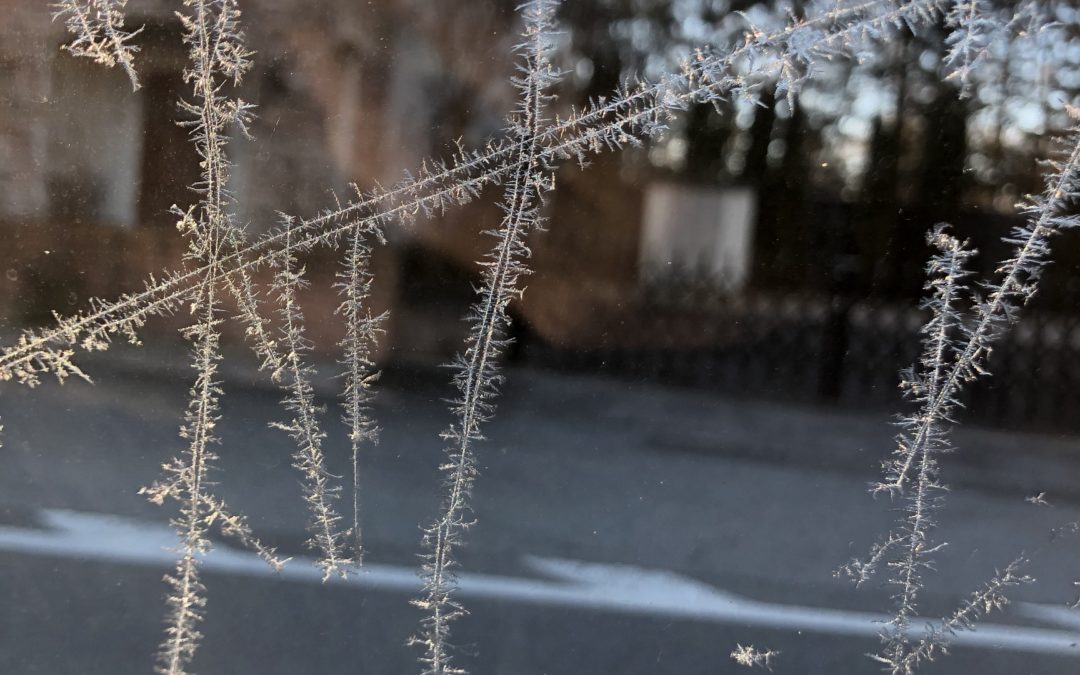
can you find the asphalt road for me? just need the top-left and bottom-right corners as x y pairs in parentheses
(3, 349), (1080, 674)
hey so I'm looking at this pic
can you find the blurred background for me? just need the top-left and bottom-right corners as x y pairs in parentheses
(2, 1), (1080, 673)
(2, 0), (1080, 429)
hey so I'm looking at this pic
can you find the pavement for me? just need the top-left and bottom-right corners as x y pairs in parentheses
(2, 343), (1080, 674)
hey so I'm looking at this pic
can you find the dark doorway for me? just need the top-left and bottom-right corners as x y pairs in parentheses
(136, 58), (200, 227)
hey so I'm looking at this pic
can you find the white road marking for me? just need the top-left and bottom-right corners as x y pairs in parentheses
(0, 509), (1078, 658)
(1018, 601), (1080, 632)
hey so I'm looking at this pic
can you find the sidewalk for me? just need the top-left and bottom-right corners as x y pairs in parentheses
(70, 338), (1080, 505)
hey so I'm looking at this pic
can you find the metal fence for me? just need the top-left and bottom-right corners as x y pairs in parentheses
(524, 276), (1080, 434)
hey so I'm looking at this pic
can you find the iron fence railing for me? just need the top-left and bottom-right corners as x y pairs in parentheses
(525, 278), (1080, 434)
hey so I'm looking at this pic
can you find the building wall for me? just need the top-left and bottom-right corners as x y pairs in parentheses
(0, 0), (667, 360)
(0, 1), (52, 219)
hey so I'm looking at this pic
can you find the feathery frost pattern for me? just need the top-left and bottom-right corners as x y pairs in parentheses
(155, 278), (218, 675)
(882, 558), (1032, 673)
(269, 219), (354, 579)
(53, 0), (142, 89)
(942, 0), (997, 96)
(410, 3), (562, 673)
(134, 2), (284, 672)
(836, 25), (1080, 667)
(849, 225), (980, 669)
(1, 0), (974, 389)
(335, 225), (388, 560)
(839, 116), (1080, 671)
(3, 0), (1078, 673)
(942, 0), (1057, 98)
(730, 644), (780, 670)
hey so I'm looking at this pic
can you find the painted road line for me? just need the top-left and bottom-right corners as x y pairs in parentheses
(0, 509), (1077, 657)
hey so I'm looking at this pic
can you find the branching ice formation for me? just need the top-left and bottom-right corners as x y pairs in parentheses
(837, 20), (1080, 666)
(131, 1), (286, 672)
(409, 3), (561, 673)
(154, 0), (251, 670)
(335, 224), (387, 561)
(731, 644), (780, 669)
(269, 217), (354, 580)
(876, 558), (1032, 674)
(53, 0), (142, 89)
(836, 113), (1080, 671)
(1, 0), (968, 390)
(7, 0), (1078, 673)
